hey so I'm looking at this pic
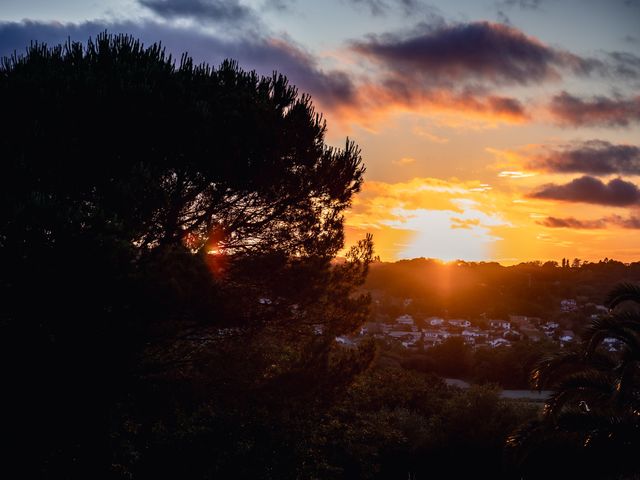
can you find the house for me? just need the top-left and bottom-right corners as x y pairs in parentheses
(520, 326), (543, 342)
(388, 331), (423, 348)
(360, 322), (383, 335)
(462, 328), (488, 339)
(422, 329), (450, 341)
(423, 337), (442, 348)
(396, 314), (414, 325)
(335, 336), (356, 347)
(509, 315), (532, 328)
(388, 331), (422, 341)
(448, 319), (471, 328)
(602, 337), (622, 352)
(489, 338), (512, 348)
(560, 299), (578, 312)
(503, 330), (522, 341)
(461, 328), (487, 347)
(560, 330), (576, 343)
(489, 320), (511, 330)
(428, 317), (445, 327)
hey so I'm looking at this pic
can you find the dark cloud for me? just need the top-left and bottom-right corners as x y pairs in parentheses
(0, 20), (356, 110)
(612, 214), (640, 228)
(529, 140), (640, 176)
(498, 0), (546, 10)
(607, 51), (640, 80)
(487, 95), (527, 117)
(351, 21), (595, 87)
(344, 21), (545, 122)
(624, 35), (639, 45)
(496, 10), (512, 25)
(344, 0), (431, 16)
(346, 0), (387, 15)
(540, 215), (640, 229)
(138, 0), (256, 26)
(530, 176), (640, 206)
(550, 91), (640, 127)
(538, 217), (607, 229)
(262, 0), (295, 12)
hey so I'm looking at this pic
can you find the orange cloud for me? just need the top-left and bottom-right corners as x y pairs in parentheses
(344, 174), (640, 264)
(344, 177), (512, 261)
(392, 157), (417, 166)
(330, 85), (530, 132)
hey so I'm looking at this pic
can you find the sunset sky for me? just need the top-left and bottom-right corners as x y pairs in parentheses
(2, 0), (639, 263)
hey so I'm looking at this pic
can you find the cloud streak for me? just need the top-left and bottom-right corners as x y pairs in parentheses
(139, 0), (255, 25)
(527, 140), (640, 175)
(351, 21), (595, 87)
(530, 176), (640, 206)
(540, 215), (640, 229)
(344, 0), (433, 17)
(549, 91), (640, 127)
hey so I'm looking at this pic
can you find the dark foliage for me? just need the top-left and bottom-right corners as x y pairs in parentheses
(0, 34), (372, 478)
(366, 257), (640, 322)
(506, 283), (640, 479)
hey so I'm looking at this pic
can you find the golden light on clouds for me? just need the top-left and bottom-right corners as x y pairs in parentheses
(328, 86), (532, 133)
(344, 177), (513, 261)
(499, 171), (536, 178)
(392, 157), (416, 165)
(344, 168), (640, 264)
(411, 126), (450, 143)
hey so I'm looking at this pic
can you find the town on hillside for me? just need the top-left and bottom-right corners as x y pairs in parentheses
(335, 295), (619, 352)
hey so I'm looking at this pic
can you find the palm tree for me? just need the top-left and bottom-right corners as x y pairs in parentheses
(506, 283), (640, 479)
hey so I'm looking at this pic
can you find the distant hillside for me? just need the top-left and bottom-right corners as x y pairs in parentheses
(364, 257), (640, 322)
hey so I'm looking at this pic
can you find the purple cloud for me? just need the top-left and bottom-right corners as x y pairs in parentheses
(538, 217), (607, 229)
(550, 91), (640, 127)
(540, 214), (640, 229)
(530, 176), (640, 206)
(139, 0), (255, 25)
(529, 140), (640, 175)
(351, 21), (596, 87)
(344, 0), (433, 16)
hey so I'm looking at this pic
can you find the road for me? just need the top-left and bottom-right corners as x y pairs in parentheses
(445, 378), (552, 401)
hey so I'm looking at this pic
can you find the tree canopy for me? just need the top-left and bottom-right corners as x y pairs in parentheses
(1, 34), (364, 256)
(0, 33), (373, 478)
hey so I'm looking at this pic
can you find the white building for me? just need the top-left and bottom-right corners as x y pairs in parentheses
(489, 338), (511, 348)
(396, 314), (415, 325)
(560, 299), (578, 312)
(429, 317), (445, 326)
(489, 320), (511, 330)
(448, 319), (471, 328)
(560, 330), (576, 344)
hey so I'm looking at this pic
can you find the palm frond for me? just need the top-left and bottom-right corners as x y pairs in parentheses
(613, 360), (640, 406)
(543, 371), (615, 419)
(504, 419), (549, 469)
(585, 324), (640, 359)
(605, 282), (640, 309)
(531, 351), (584, 390)
(584, 311), (640, 339)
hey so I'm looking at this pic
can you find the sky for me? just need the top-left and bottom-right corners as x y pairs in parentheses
(1, 0), (639, 264)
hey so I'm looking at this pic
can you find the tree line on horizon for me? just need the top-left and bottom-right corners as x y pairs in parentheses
(366, 256), (640, 321)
